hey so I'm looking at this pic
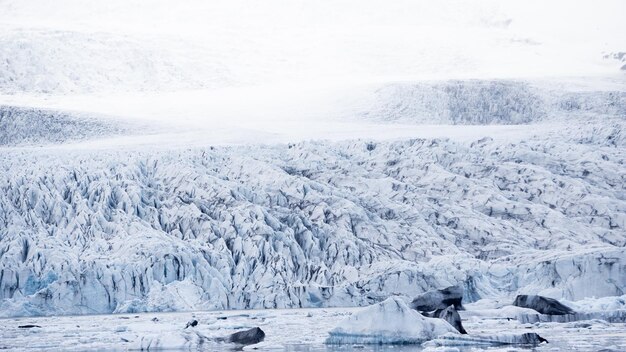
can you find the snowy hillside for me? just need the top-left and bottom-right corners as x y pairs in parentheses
(0, 30), (229, 94)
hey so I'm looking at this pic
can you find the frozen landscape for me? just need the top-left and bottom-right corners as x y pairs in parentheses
(0, 0), (625, 350)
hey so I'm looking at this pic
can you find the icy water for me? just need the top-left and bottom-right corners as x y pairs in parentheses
(1, 307), (625, 351)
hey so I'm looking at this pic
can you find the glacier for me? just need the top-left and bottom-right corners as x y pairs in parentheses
(0, 100), (624, 317)
(0, 0), (624, 350)
(353, 80), (626, 124)
(0, 105), (137, 147)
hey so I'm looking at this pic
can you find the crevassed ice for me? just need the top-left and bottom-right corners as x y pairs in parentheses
(0, 114), (624, 317)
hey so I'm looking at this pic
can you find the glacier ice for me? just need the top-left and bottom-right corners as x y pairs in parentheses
(563, 294), (626, 312)
(325, 297), (459, 344)
(513, 294), (575, 315)
(516, 295), (626, 324)
(0, 105), (133, 146)
(427, 332), (547, 347)
(0, 112), (625, 317)
(430, 306), (467, 334)
(346, 80), (626, 125)
(3, 302), (625, 351)
(220, 327), (265, 345)
(517, 310), (626, 324)
(410, 284), (464, 312)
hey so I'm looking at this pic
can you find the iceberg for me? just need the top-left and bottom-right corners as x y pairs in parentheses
(325, 297), (458, 344)
(428, 332), (547, 347)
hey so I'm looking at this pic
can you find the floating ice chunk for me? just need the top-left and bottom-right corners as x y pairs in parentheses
(430, 306), (467, 334)
(411, 285), (464, 312)
(461, 305), (538, 322)
(138, 327), (265, 350)
(325, 297), (459, 345)
(516, 295), (626, 323)
(422, 347), (462, 352)
(513, 294), (575, 315)
(217, 327), (265, 345)
(518, 310), (626, 324)
(563, 295), (626, 313)
(427, 332), (547, 347)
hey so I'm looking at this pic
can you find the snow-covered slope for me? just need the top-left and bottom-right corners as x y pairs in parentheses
(0, 115), (624, 317)
(0, 0), (624, 95)
(0, 30), (229, 94)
